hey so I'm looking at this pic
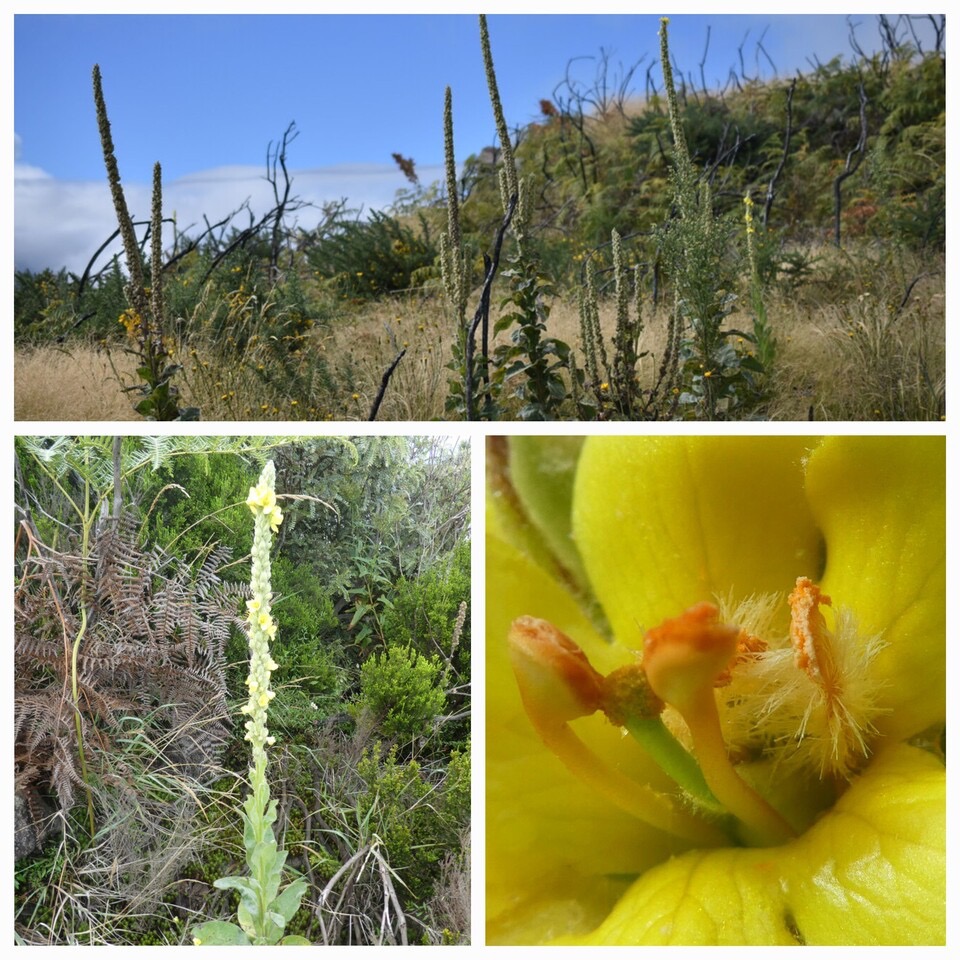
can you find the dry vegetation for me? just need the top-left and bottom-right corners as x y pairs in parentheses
(15, 245), (944, 422)
(15, 344), (142, 421)
(13, 16), (944, 422)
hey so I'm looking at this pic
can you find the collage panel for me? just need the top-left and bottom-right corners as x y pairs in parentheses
(13, 13), (944, 424)
(9, 8), (950, 953)
(13, 435), (471, 945)
(486, 435), (945, 945)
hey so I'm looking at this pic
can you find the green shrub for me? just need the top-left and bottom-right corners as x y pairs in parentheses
(356, 645), (445, 740)
(308, 211), (437, 302)
(355, 741), (464, 903)
(380, 540), (470, 668)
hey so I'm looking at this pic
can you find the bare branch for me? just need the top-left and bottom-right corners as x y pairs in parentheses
(367, 350), (407, 421)
(762, 78), (796, 228)
(833, 81), (869, 247)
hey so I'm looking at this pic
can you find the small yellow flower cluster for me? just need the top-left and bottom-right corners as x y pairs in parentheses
(240, 597), (279, 744)
(743, 193), (756, 236)
(240, 462), (283, 752)
(118, 307), (142, 337)
(246, 481), (283, 532)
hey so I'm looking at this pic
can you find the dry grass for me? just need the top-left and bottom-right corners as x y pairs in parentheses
(515, 250), (945, 421)
(14, 251), (944, 422)
(771, 283), (946, 420)
(14, 294), (454, 422)
(15, 342), (142, 421)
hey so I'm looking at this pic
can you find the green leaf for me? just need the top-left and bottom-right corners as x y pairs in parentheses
(214, 875), (264, 924)
(192, 920), (251, 945)
(349, 603), (373, 628)
(213, 875), (258, 898)
(270, 878), (309, 926)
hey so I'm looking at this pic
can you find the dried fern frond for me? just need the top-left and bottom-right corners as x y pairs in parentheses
(15, 514), (242, 833)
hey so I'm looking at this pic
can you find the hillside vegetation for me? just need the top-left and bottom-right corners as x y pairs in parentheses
(14, 15), (945, 420)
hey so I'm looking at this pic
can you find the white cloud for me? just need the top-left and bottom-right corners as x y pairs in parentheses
(14, 162), (444, 275)
(13, 163), (53, 181)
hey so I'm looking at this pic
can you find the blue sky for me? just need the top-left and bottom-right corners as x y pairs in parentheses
(14, 9), (942, 273)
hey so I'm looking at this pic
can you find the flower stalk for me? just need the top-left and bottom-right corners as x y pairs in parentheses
(192, 461), (308, 946)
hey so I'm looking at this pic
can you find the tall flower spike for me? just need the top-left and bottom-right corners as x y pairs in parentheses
(193, 459), (307, 945)
(242, 460), (282, 776)
(643, 603), (797, 846)
(508, 616), (727, 846)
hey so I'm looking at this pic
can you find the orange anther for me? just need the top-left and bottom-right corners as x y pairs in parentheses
(508, 616), (604, 725)
(789, 577), (839, 692)
(643, 602), (740, 710)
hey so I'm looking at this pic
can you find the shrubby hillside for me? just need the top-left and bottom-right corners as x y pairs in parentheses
(14, 15), (944, 420)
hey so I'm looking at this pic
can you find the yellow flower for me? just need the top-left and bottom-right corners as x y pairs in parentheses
(265, 504), (283, 533)
(487, 436), (944, 945)
(246, 482), (276, 514)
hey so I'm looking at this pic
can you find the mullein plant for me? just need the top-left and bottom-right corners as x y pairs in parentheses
(477, 15), (577, 420)
(657, 21), (754, 420)
(577, 232), (683, 421)
(192, 461), (309, 946)
(440, 85), (481, 419)
(743, 192), (776, 380)
(92, 66), (197, 421)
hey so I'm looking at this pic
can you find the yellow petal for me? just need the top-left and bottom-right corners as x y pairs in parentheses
(781, 743), (945, 944)
(804, 436), (945, 738)
(556, 743), (944, 945)
(573, 437), (823, 643)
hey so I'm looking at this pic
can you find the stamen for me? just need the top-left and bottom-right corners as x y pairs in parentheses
(508, 617), (727, 846)
(508, 615), (604, 725)
(600, 663), (722, 813)
(790, 577), (839, 691)
(643, 603), (797, 846)
(787, 577), (882, 776)
(715, 627), (768, 686)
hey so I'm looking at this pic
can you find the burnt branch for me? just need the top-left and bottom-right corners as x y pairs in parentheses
(833, 81), (869, 247)
(367, 349), (407, 421)
(762, 78), (796, 228)
(465, 193), (517, 421)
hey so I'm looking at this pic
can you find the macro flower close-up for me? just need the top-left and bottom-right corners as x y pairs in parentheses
(486, 435), (944, 946)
